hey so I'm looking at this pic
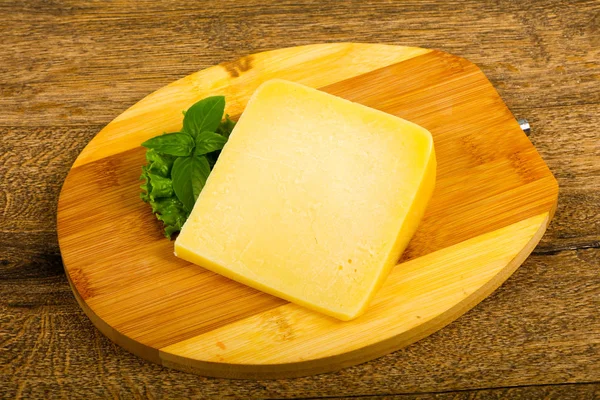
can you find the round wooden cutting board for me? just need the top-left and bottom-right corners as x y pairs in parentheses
(57, 43), (558, 379)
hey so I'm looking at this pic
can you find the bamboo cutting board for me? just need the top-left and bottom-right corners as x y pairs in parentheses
(57, 43), (558, 379)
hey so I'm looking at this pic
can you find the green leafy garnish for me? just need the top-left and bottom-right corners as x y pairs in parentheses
(171, 154), (211, 212)
(193, 131), (228, 156)
(139, 96), (236, 238)
(141, 132), (195, 157)
(146, 149), (175, 177)
(182, 96), (225, 135)
(216, 115), (236, 139)
(154, 197), (188, 238)
(147, 172), (174, 199)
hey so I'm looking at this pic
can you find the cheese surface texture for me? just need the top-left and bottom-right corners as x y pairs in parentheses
(175, 79), (436, 320)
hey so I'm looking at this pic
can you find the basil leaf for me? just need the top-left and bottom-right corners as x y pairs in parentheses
(141, 132), (194, 157)
(194, 131), (228, 155)
(171, 155), (211, 212)
(182, 96), (225, 135)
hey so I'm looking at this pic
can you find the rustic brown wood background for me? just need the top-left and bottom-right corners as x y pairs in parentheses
(1, 0), (598, 398)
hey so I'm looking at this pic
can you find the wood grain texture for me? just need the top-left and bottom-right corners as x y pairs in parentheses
(1, 0), (599, 397)
(3, 250), (599, 398)
(1, 1), (598, 127)
(71, 43), (429, 167)
(56, 45), (558, 378)
(159, 214), (550, 378)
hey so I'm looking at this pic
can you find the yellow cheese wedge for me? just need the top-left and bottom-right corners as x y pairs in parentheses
(175, 79), (436, 320)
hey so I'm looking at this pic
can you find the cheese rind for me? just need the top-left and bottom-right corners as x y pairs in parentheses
(175, 79), (436, 320)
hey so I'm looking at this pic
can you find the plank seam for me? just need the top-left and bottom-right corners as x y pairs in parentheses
(533, 240), (600, 255)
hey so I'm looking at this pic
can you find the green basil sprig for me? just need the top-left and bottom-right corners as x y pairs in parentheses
(140, 96), (235, 238)
(171, 154), (211, 212)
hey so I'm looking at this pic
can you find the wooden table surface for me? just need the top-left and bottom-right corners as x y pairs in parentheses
(1, 1), (599, 398)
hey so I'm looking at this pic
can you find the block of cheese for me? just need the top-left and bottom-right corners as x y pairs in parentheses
(174, 79), (436, 320)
